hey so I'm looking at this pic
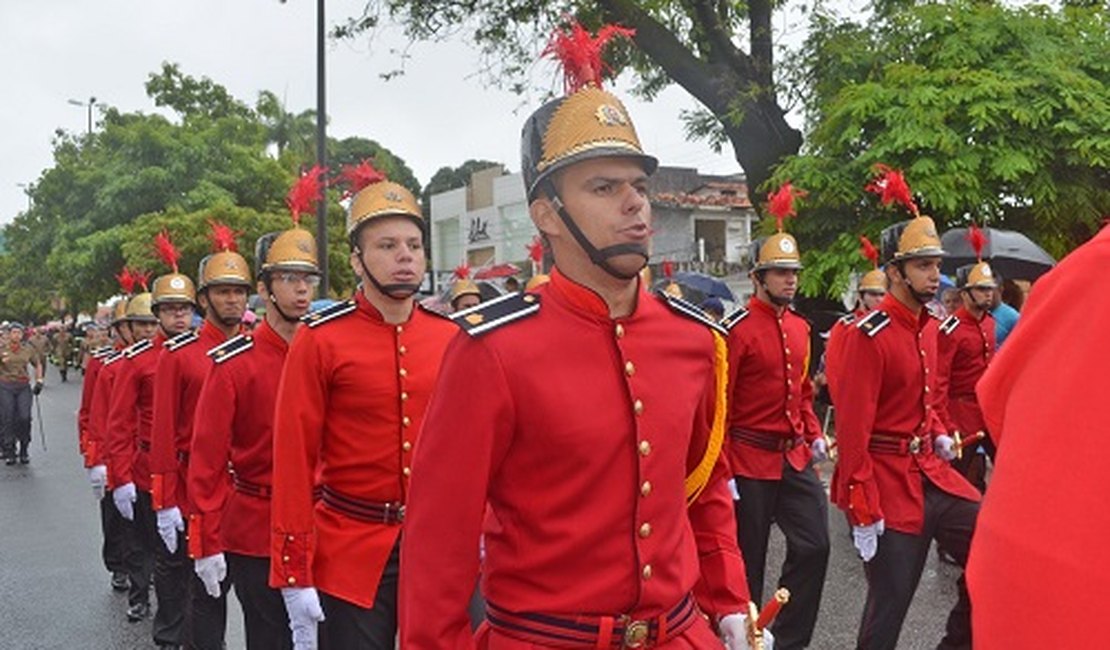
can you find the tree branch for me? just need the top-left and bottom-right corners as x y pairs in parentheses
(688, 0), (754, 77)
(749, 0), (774, 90)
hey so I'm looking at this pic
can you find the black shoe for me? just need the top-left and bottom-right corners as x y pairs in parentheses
(126, 603), (150, 622)
(18, 454), (29, 465)
(5, 456), (15, 466)
(111, 572), (129, 592)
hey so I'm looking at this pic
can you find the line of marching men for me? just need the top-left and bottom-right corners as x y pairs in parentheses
(70, 22), (1015, 650)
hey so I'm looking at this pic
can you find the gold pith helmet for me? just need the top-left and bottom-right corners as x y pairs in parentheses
(881, 217), (946, 263)
(124, 292), (158, 323)
(450, 279), (482, 304)
(859, 268), (888, 293)
(525, 274), (551, 291)
(197, 251), (252, 290)
(111, 298), (129, 325)
(346, 181), (423, 237)
(151, 273), (197, 306)
(957, 261), (997, 289)
(750, 233), (803, 271)
(256, 229), (320, 276)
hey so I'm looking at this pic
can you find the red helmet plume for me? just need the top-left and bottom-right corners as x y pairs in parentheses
(132, 269), (151, 292)
(153, 229), (180, 273)
(967, 224), (988, 261)
(766, 182), (806, 233)
(116, 268), (136, 295)
(662, 259), (675, 279)
(866, 164), (919, 217)
(286, 165), (328, 225)
(207, 220), (240, 253)
(337, 160), (387, 200)
(453, 263), (471, 281)
(526, 236), (544, 264)
(542, 17), (635, 93)
(859, 235), (880, 269)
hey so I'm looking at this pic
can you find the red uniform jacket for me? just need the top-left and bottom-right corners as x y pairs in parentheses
(399, 269), (750, 649)
(188, 320), (288, 559)
(827, 295), (979, 534)
(269, 292), (457, 607)
(726, 298), (822, 479)
(78, 352), (106, 454)
(84, 346), (125, 471)
(935, 307), (995, 436)
(968, 227), (1110, 648)
(824, 308), (867, 399)
(106, 333), (166, 491)
(150, 322), (230, 511)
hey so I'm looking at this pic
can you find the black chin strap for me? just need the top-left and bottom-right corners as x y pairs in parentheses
(268, 294), (301, 324)
(354, 248), (420, 300)
(542, 180), (647, 281)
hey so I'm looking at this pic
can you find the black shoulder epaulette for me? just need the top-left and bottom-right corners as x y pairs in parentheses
(452, 292), (540, 337)
(856, 310), (891, 338)
(720, 307), (750, 332)
(102, 350), (125, 365)
(91, 346), (115, 359)
(838, 313), (857, 326)
(207, 334), (253, 364)
(939, 315), (960, 336)
(164, 330), (200, 352)
(123, 339), (154, 359)
(658, 292), (728, 336)
(301, 300), (356, 328)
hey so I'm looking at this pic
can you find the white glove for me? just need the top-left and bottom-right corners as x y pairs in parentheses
(156, 506), (185, 554)
(88, 465), (108, 500)
(728, 478), (741, 501)
(719, 612), (775, 650)
(853, 520), (885, 562)
(934, 434), (957, 461)
(282, 586), (325, 650)
(113, 482), (137, 520)
(810, 437), (828, 462)
(194, 553), (227, 598)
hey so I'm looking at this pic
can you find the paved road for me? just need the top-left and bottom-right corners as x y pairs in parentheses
(0, 366), (962, 648)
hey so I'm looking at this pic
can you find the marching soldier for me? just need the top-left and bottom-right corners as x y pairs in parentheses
(53, 325), (75, 382)
(188, 207), (322, 649)
(29, 326), (50, 369)
(400, 20), (757, 650)
(269, 163), (458, 649)
(823, 236), (886, 392)
(85, 283), (139, 599)
(723, 184), (829, 650)
(106, 283), (173, 637)
(0, 322), (44, 465)
(935, 227), (997, 492)
(827, 167), (980, 650)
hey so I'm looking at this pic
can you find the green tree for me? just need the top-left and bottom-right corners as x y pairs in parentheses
(421, 159), (503, 211)
(256, 90), (318, 159)
(772, 1), (1110, 298)
(333, 1), (802, 194)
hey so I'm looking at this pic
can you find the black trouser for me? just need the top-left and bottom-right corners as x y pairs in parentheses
(228, 552), (291, 650)
(318, 540), (399, 649)
(735, 461), (830, 649)
(153, 528), (188, 646)
(857, 480), (978, 650)
(0, 381), (32, 457)
(184, 555), (229, 650)
(124, 490), (155, 610)
(99, 493), (128, 574)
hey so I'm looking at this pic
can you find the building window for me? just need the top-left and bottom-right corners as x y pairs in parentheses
(694, 219), (727, 263)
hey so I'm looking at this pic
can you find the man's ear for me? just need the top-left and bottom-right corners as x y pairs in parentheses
(529, 199), (560, 239)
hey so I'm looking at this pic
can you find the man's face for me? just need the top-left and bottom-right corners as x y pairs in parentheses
(8, 329), (22, 345)
(264, 271), (317, 320)
(205, 284), (249, 327)
(156, 302), (193, 336)
(452, 294), (481, 312)
(540, 157), (652, 279)
(942, 288), (962, 315)
(758, 267), (799, 305)
(350, 217), (427, 291)
(130, 320), (159, 341)
(114, 323), (132, 346)
(967, 286), (994, 311)
(899, 257), (942, 301)
(861, 290), (885, 311)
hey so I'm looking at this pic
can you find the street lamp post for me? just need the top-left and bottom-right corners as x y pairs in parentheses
(67, 96), (97, 136)
(315, 0), (329, 297)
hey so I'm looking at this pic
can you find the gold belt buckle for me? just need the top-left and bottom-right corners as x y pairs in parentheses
(623, 619), (650, 648)
(908, 436), (922, 454)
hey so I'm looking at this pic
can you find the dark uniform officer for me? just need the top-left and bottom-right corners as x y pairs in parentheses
(724, 186), (829, 649)
(828, 168), (980, 650)
(0, 322), (44, 464)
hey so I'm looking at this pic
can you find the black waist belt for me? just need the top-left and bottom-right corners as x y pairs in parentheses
(233, 475), (272, 499)
(486, 594), (696, 648)
(730, 427), (802, 452)
(869, 433), (928, 456)
(320, 485), (404, 525)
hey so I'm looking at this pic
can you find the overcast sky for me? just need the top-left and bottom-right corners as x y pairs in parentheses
(0, 0), (775, 226)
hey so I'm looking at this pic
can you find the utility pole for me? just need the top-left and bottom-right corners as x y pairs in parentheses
(315, 0), (329, 296)
(67, 97), (96, 136)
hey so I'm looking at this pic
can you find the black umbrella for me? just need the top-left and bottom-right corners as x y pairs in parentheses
(940, 227), (1055, 280)
(672, 271), (735, 301)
